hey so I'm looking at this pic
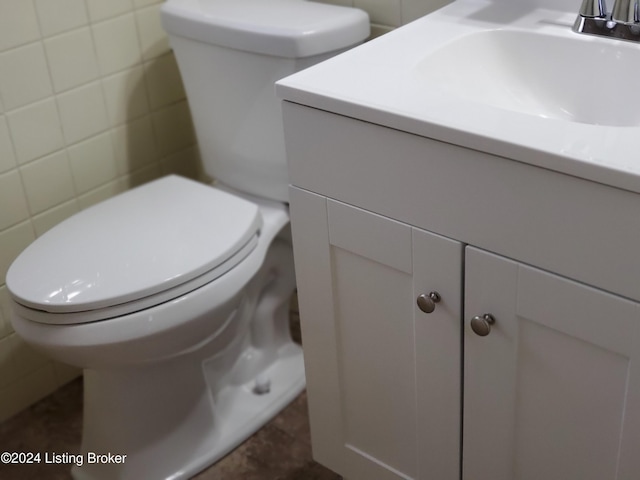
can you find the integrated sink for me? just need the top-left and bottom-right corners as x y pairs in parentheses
(276, 0), (640, 193)
(413, 29), (640, 127)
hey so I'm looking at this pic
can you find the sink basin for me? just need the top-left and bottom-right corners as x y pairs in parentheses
(413, 29), (640, 127)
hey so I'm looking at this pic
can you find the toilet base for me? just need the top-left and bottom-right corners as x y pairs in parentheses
(209, 342), (305, 466)
(71, 342), (304, 480)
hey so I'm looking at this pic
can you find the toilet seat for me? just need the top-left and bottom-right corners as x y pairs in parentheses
(6, 176), (262, 324)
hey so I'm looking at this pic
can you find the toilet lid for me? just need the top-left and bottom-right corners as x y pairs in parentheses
(161, 0), (370, 58)
(7, 176), (262, 317)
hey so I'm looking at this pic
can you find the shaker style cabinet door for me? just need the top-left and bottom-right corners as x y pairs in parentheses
(463, 247), (640, 480)
(289, 187), (461, 480)
(413, 226), (462, 480)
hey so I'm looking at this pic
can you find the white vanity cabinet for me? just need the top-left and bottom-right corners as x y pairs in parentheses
(282, 102), (640, 480)
(289, 189), (462, 480)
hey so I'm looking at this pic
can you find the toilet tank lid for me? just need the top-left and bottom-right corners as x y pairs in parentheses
(6, 176), (262, 314)
(161, 0), (370, 58)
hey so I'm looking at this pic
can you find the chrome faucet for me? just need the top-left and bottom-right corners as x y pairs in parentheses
(574, 0), (640, 42)
(612, 0), (640, 22)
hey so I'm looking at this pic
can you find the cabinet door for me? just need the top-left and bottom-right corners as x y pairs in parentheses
(289, 187), (461, 480)
(413, 226), (462, 480)
(464, 247), (640, 480)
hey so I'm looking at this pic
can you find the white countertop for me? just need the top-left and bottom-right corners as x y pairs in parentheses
(276, 0), (640, 194)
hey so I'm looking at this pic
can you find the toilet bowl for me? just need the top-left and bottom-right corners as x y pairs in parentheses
(5, 1), (370, 479)
(9, 175), (303, 480)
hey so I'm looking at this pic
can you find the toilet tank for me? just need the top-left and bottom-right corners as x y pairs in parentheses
(161, 0), (370, 202)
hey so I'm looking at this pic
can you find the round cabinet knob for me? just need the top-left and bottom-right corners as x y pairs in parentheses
(470, 314), (496, 336)
(417, 291), (441, 314)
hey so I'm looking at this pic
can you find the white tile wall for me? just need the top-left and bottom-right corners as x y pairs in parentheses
(102, 65), (150, 126)
(57, 82), (110, 144)
(34, 0), (89, 37)
(20, 151), (75, 214)
(0, 43), (53, 111)
(7, 99), (66, 163)
(0, 0), (41, 52)
(93, 15), (143, 75)
(0, 171), (30, 229)
(44, 28), (100, 92)
(0, 118), (15, 173)
(0, 0), (450, 422)
(86, 0), (134, 22)
(325, 0), (453, 34)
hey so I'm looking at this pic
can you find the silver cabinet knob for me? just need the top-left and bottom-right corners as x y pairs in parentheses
(417, 291), (441, 314)
(470, 314), (496, 336)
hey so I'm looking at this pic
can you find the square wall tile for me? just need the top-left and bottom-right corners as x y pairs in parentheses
(355, 0), (401, 27)
(8, 334), (50, 378)
(0, 336), (17, 387)
(0, 0), (40, 51)
(67, 132), (118, 194)
(0, 287), (13, 334)
(7, 99), (64, 164)
(0, 170), (30, 230)
(0, 286), (12, 338)
(319, 0), (354, 6)
(93, 14), (142, 75)
(112, 116), (158, 173)
(136, 4), (170, 60)
(35, 0), (89, 37)
(102, 66), (149, 126)
(57, 82), (109, 144)
(78, 179), (125, 210)
(370, 24), (394, 39)
(0, 221), (35, 284)
(160, 146), (201, 180)
(31, 199), (79, 237)
(86, 0), (133, 22)
(0, 43), (53, 111)
(20, 150), (75, 214)
(144, 53), (185, 110)
(0, 116), (16, 174)
(401, 0), (452, 23)
(134, 0), (163, 7)
(121, 164), (161, 188)
(152, 101), (196, 157)
(0, 365), (58, 423)
(44, 28), (99, 92)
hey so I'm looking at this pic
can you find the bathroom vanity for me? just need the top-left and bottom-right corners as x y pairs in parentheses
(277, 1), (640, 479)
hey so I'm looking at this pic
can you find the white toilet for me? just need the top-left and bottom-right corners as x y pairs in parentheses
(5, 1), (369, 479)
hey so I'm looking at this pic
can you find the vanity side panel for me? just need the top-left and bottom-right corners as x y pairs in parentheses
(288, 187), (345, 471)
(283, 101), (640, 301)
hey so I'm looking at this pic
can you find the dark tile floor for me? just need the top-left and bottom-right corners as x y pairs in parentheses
(0, 300), (341, 480)
(0, 379), (340, 480)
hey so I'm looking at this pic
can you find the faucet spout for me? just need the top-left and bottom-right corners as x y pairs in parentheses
(579, 0), (608, 17)
(612, 0), (640, 23)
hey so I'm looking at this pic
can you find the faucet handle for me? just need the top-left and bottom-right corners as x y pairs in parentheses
(579, 0), (608, 17)
(612, 0), (640, 22)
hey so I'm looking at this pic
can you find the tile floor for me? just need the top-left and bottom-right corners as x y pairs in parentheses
(0, 299), (341, 480)
(0, 379), (340, 480)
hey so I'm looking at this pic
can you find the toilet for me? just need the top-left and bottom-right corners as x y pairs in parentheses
(5, 1), (369, 479)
